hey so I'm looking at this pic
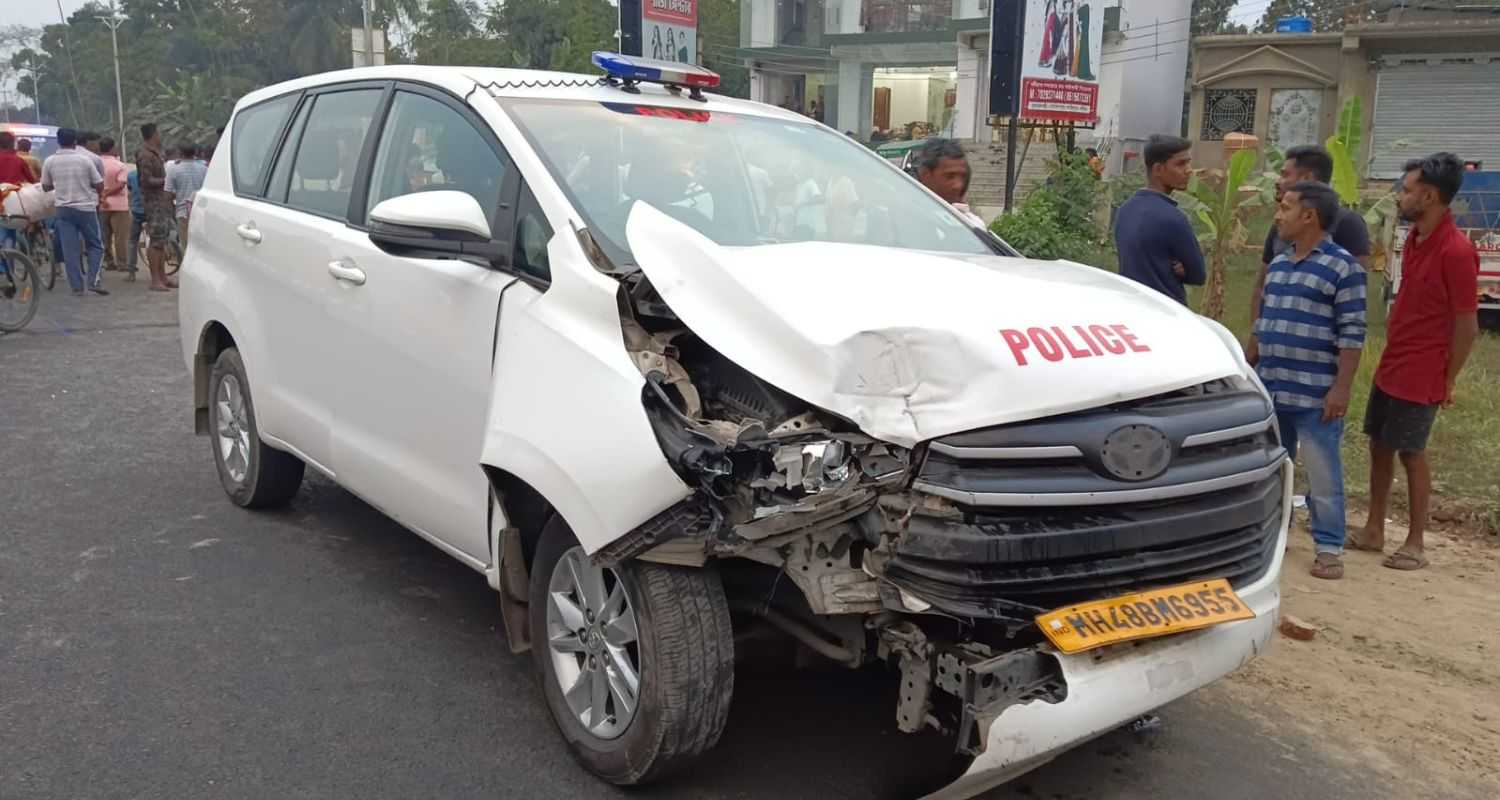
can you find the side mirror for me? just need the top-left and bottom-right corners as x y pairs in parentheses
(367, 190), (506, 264)
(369, 190), (492, 240)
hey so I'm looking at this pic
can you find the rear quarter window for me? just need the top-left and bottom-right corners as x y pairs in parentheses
(231, 94), (298, 196)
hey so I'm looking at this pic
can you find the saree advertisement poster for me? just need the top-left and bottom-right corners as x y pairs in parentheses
(1019, 0), (1103, 122)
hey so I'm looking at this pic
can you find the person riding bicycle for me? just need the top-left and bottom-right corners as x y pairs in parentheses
(0, 131), (39, 273)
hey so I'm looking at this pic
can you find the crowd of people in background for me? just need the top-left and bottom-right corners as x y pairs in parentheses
(0, 122), (215, 296)
(1114, 134), (1481, 582)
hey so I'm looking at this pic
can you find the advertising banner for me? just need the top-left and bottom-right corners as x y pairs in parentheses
(1018, 0), (1102, 122)
(624, 0), (698, 64)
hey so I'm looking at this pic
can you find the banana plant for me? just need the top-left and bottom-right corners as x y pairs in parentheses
(1325, 97), (1363, 206)
(1177, 148), (1264, 320)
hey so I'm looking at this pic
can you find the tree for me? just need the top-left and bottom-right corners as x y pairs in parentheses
(486, 0), (615, 72)
(698, 0), (749, 98)
(1191, 0), (1249, 36)
(1254, 0), (1370, 32)
(1179, 149), (1267, 320)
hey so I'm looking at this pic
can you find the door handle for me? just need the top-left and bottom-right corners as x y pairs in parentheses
(235, 223), (262, 244)
(327, 260), (367, 286)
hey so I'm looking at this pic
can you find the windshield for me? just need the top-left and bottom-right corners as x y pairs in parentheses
(502, 99), (994, 266)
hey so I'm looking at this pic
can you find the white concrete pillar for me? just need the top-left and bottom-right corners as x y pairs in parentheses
(749, 0), (777, 47)
(956, 43), (979, 140)
(836, 58), (865, 135)
(835, 0), (863, 33)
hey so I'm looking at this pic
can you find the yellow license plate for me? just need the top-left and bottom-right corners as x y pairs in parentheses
(1035, 578), (1254, 654)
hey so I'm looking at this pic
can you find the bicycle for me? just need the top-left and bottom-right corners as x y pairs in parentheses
(17, 223), (58, 291)
(137, 223), (183, 276)
(0, 220), (41, 333)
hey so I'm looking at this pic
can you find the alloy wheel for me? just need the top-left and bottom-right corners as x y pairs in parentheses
(215, 374), (251, 484)
(546, 548), (642, 740)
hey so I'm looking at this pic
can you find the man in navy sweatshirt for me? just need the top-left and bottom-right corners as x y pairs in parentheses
(1113, 134), (1206, 305)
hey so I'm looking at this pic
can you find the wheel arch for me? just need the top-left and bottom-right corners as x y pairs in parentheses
(193, 321), (238, 435)
(485, 465), (555, 571)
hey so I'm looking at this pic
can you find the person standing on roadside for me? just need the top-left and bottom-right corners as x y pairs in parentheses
(98, 137), (132, 274)
(1250, 145), (1370, 330)
(76, 131), (110, 287)
(40, 128), (109, 296)
(1253, 182), (1366, 580)
(17, 138), (43, 181)
(1113, 134), (1205, 305)
(79, 131), (106, 173)
(914, 138), (984, 225)
(135, 123), (176, 292)
(166, 142), (207, 250)
(1348, 154), (1480, 571)
(125, 165), (144, 282)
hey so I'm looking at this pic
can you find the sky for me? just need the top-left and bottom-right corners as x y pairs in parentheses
(12, 0), (93, 29)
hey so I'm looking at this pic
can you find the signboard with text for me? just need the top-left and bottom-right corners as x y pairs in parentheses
(1017, 0), (1102, 122)
(621, 0), (699, 64)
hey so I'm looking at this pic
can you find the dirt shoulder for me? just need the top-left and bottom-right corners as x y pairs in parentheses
(1216, 510), (1500, 800)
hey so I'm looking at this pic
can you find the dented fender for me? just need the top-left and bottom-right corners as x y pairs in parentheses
(480, 236), (691, 555)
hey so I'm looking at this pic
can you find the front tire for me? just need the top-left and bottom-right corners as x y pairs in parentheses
(529, 515), (734, 785)
(208, 348), (304, 508)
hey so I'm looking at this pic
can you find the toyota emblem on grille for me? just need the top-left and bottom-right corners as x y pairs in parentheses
(1100, 425), (1172, 481)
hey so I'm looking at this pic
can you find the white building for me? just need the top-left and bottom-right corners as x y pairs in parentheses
(737, 0), (1191, 169)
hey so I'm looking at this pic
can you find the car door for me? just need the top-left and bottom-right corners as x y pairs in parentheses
(324, 85), (523, 562)
(232, 83), (388, 472)
(210, 91), (305, 454)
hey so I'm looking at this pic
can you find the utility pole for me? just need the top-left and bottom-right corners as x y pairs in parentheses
(362, 0), (375, 67)
(98, 1), (128, 154)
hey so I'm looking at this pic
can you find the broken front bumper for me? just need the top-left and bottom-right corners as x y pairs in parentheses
(922, 459), (1289, 799)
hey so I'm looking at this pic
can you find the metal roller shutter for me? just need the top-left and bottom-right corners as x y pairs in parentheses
(1369, 59), (1500, 178)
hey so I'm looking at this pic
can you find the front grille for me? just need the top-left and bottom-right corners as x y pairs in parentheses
(887, 474), (1283, 617)
(915, 387), (1280, 505)
(888, 386), (1288, 620)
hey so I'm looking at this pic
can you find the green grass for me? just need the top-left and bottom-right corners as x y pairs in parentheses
(1078, 246), (1500, 520)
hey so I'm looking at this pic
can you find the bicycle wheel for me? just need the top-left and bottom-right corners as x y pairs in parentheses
(29, 229), (58, 291)
(165, 239), (183, 276)
(0, 248), (40, 333)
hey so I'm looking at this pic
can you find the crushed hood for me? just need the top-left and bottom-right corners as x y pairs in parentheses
(626, 204), (1245, 449)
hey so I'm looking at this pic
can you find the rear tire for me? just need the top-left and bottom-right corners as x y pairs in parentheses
(24, 229), (57, 291)
(0, 248), (39, 333)
(529, 515), (734, 785)
(208, 348), (304, 508)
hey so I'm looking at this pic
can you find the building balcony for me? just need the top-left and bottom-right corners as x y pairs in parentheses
(861, 0), (955, 33)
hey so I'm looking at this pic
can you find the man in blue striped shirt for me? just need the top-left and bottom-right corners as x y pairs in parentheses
(1250, 182), (1367, 580)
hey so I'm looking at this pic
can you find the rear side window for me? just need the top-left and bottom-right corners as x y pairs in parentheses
(231, 94), (297, 196)
(283, 89), (384, 221)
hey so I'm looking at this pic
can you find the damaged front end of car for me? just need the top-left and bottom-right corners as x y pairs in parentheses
(594, 282), (1080, 759)
(581, 218), (1286, 768)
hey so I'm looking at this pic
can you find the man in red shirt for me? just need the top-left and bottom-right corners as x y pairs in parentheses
(0, 131), (35, 185)
(1349, 153), (1480, 570)
(0, 131), (37, 257)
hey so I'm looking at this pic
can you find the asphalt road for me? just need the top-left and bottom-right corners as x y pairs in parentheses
(1, 275), (1384, 800)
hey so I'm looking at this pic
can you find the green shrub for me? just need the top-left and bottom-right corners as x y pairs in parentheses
(989, 149), (1100, 261)
(992, 192), (1089, 260)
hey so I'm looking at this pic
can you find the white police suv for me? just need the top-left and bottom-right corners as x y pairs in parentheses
(179, 53), (1289, 796)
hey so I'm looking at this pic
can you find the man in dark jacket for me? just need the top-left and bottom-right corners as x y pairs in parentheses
(1249, 144), (1370, 330)
(1112, 134), (1205, 305)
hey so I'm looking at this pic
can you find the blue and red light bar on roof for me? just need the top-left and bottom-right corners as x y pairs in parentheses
(592, 52), (720, 90)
